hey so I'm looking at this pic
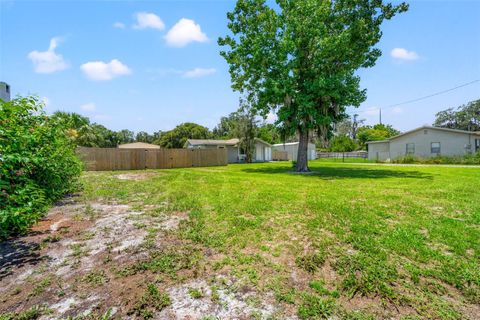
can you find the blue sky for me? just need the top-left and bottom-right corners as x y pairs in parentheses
(1, 0), (479, 133)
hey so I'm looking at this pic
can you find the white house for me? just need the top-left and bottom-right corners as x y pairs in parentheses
(184, 138), (272, 163)
(367, 126), (480, 161)
(272, 142), (317, 161)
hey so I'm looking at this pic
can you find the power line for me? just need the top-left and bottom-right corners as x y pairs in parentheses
(352, 79), (480, 115)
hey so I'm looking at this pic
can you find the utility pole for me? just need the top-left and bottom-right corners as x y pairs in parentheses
(379, 108), (382, 125)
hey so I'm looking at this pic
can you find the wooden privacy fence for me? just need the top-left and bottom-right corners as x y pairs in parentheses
(77, 147), (228, 171)
(272, 150), (289, 161)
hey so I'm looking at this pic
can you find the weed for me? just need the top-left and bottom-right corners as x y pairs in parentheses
(84, 205), (98, 220)
(79, 231), (95, 241)
(40, 235), (60, 248)
(69, 243), (87, 258)
(298, 293), (336, 319)
(129, 283), (171, 319)
(0, 305), (49, 320)
(82, 270), (108, 286)
(30, 277), (52, 296)
(296, 252), (326, 273)
(188, 288), (204, 299)
(274, 289), (295, 304)
(341, 310), (376, 320)
(210, 285), (220, 303)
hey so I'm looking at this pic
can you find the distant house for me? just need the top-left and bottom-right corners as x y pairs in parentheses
(0, 81), (11, 102)
(184, 138), (272, 163)
(367, 126), (480, 161)
(272, 142), (317, 161)
(118, 142), (160, 149)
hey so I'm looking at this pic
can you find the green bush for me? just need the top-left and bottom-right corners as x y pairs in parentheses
(0, 96), (82, 239)
(391, 153), (480, 165)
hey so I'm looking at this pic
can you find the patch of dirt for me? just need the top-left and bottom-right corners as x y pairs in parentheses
(158, 277), (296, 319)
(114, 172), (160, 181)
(0, 199), (188, 319)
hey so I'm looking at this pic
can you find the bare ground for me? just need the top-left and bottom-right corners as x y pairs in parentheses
(0, 198), (292, 319)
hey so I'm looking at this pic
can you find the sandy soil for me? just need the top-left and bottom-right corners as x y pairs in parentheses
(0, 198), (290, 319)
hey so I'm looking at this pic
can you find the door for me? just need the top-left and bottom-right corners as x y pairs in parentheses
(255, 144), (263, 161)
(264, 147), (272, 161)
(476, 139), (480, 152)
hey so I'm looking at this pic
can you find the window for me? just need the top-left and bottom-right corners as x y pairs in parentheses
(5, 85), (10, 94)
(406, 143), (415, 155)
(431, 142), (440, 154)
(424, 130), (428, 135)
(476, 139), (480, 152)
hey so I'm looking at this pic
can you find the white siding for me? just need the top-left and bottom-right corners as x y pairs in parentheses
(389, 129), (474, 159)
(367, 142), (390, 161)
(367, 127), (478, 161)
(272, 142), (316, 161)
(255, 144), (265, 161)
(265, 147), (272, 161)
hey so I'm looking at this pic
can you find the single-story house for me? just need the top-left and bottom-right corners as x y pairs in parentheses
(184, 138), (272, 163)
(367, 125), (480, 161)
(272, 142), (317, 161)
(118, 142), (160, 149)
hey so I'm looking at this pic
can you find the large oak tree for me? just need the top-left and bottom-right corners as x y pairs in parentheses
(219, 0), (408, 171)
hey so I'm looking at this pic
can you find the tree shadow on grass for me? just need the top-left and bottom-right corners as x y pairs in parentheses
(241, 165), (433, 180)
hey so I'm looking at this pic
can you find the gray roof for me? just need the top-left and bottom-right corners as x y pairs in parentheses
(118, 142), (161, 149)
(366, 125), (480, 144)
(186, 138), (239, 146)
(186, 138), (272, 147)
(272, 141), (316, 148)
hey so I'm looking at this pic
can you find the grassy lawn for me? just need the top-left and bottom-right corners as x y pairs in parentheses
(76, 160), (479, 319)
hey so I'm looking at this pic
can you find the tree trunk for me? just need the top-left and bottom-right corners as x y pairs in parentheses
(296, 130), (310, 172)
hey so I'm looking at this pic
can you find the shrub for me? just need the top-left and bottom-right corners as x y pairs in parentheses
(391, 153), (480, 165)
(0, 96), (82, 239)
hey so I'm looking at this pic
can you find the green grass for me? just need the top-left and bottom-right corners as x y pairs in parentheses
(81, 160), (480, 318)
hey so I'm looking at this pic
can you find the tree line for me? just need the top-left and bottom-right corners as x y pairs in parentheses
(50, 108), (286, 150)
(51, 98), (480, 153)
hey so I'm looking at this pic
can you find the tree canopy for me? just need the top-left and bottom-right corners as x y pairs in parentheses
(434, 99), (480, 131)
(51, 111), (135, 147)
(219, 0), (408, 171)
(357, 123), (400, 148)
(329, 135), (357, 152)
(157, 122), (212, 148)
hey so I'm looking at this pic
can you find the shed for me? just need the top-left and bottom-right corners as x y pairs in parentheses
(272, 142), (317, 161)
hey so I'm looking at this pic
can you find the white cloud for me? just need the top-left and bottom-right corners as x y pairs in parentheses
(182, 68), (216, 78)
(27, 37), (69, 73)
(113, 22), (126, 29)
(391, 106), (403, 114)
(133, 12), (165, 30)
(80, 59), (131, 81)
(165, 18), (208, 47)
(390, 48), (419, 61)
(80, 102), (96, 112)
